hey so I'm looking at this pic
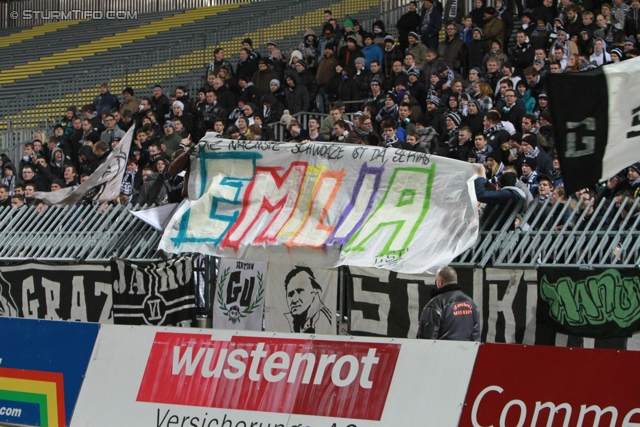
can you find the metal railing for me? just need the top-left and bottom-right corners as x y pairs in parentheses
(0, 203), (162, 261)
(454, 194), (640, 269)
(0, 0), (252, 28)
(0, 194), (636, 268)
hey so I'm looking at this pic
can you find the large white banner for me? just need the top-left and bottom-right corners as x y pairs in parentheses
(212, 258), (267, 330)
(70, 326), (479, 427)
(159, 136), (479, 274)
(265, 264), (337, 335)
(33, 126), (133, 206)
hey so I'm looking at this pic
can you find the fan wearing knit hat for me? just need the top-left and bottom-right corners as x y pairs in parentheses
(519, 133), (553, 177)
(444, 112), (461, 144)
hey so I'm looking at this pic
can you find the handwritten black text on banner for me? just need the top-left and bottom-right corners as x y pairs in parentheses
(159, 138), (479, 274)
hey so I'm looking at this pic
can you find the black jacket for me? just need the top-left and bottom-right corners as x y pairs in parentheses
(284, 72), (310, 114)
(417, 284), (480, 341)
(214, 84), (237, 114)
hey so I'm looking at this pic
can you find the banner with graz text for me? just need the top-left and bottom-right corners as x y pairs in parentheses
(159, 136), (479, 274)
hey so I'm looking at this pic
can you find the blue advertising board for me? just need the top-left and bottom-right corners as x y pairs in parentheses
(0, 317), (99, 427)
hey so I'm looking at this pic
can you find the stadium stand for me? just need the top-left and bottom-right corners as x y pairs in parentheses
(0, 0), (637, 263)
(0, 0), (381, 130)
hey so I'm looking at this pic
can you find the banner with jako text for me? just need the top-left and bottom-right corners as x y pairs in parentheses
(159, 136), (479, 274)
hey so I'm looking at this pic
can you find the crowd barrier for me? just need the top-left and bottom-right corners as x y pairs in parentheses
(3, 260), (640, 351)
(2, 318), (639, 427)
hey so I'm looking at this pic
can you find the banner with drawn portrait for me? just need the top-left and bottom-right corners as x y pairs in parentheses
(265, 263), (338, 335)
(212, 258), (267, 330)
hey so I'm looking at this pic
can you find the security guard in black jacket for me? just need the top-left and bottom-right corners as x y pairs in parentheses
(417, 266), (480, 341)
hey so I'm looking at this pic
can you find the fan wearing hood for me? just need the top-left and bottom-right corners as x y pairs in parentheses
(78, 145), (99, 177)
(470, 0), (487, 28)
(299, 29), (320, 69)
(49, 147), (68, 180)
(1, 163), (20, 196)
(495, 0), (513, 47)
(337, 67), (362, 112)
(396, 1), (422, 52)
(530, 18), (553, 49)
(262, 94), (284, 125)
(283, 72), (310, 114)
(371, 20), (389, 47)
(589, 37), (612, 66)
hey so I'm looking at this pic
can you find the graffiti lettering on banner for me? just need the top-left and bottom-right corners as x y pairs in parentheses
(212, 258), (267, 330)
(538, 268), (640, 339)
(0, 263), (111, 322)
(348, 266), (475, 338)
(111, 257), (196, 327)
(159, 137), (479, 274)
(265, 264), (338, 335)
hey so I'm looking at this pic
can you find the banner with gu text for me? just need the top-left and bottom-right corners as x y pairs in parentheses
(69, 326), (479, 427)
(212, 258), (267, 330)
(159, 136), (479, 274)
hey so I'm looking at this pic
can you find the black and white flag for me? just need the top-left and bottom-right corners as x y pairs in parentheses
(33, 126), (134, 205)
(0, 263), (112, 322)
(548, 57), (640, 193)
(111, 257), (196, 327)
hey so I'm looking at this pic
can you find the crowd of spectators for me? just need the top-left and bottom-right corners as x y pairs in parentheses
(3, 2), (640, 231)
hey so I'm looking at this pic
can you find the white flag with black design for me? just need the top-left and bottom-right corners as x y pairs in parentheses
(265, 263), (337, 335)
(548, 57), (640, 193)
(212, 258), (268, 330)
(33, 126), (134, 206)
